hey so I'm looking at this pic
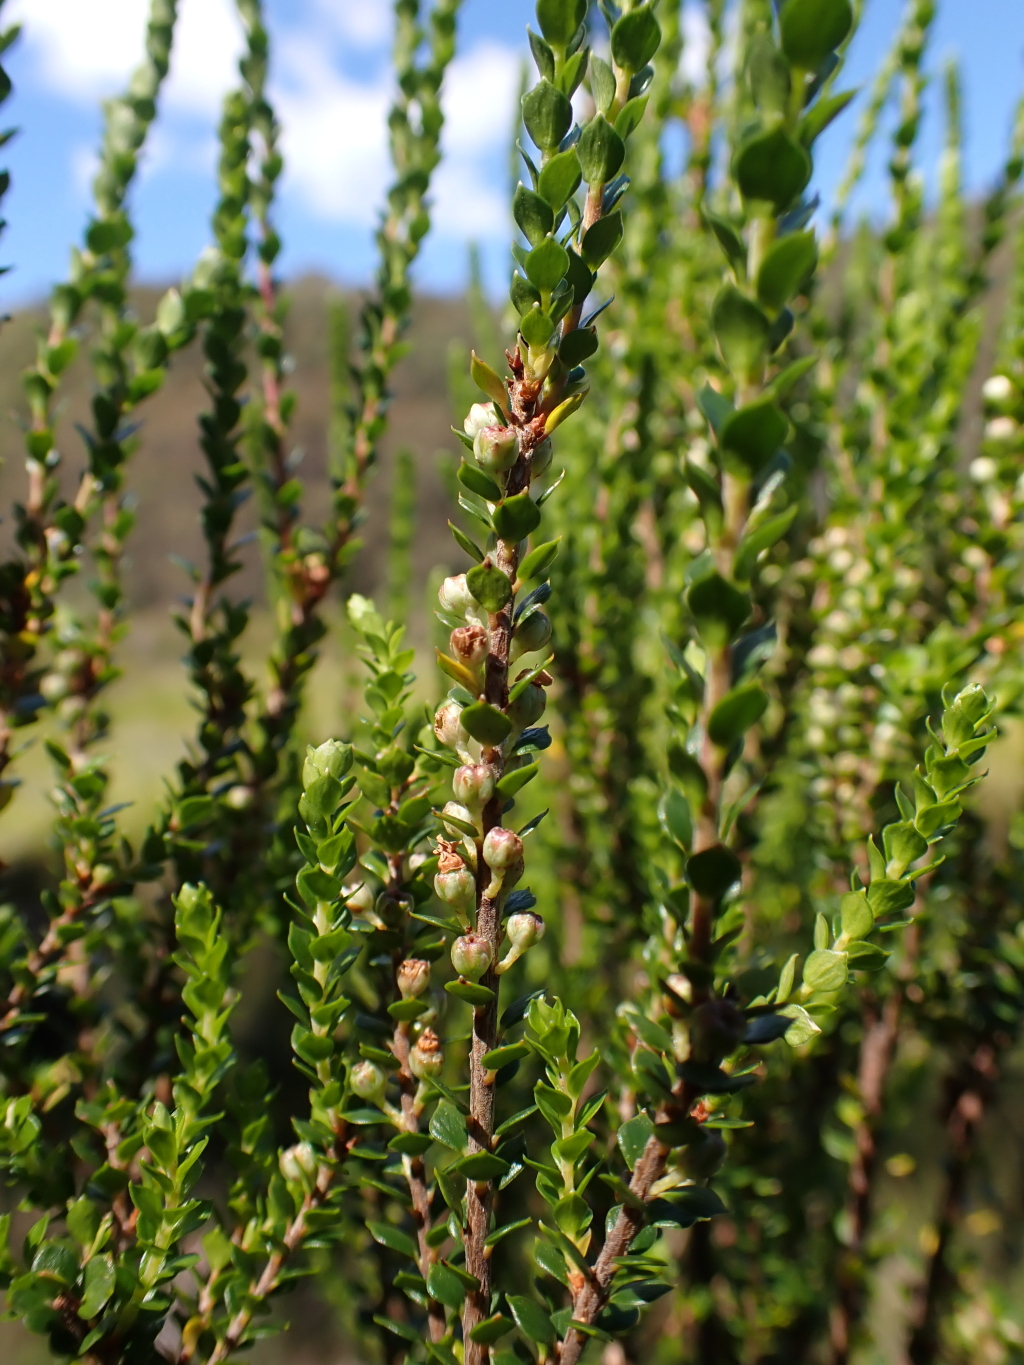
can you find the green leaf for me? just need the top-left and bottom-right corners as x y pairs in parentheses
(615, 93), (649, 139)
(748, 33), (791, 119)
(388, 998), (429, 1022)
(781, 1002), (821, 1045)
(525, 236), (571, 292)
(711, 285), (771, 382)
(559, 325), (599, 366)
(578, 114), (625, 184)
(519, 538), (560, 581)
(704, 211), (747, 277)
(520, 305), (556, 350)
(388, 1132), (433, 1156)
(686, 845), (742, 898)
(469, 1314), (515, 1345)
(368, 1220), (419, 1261)
(513, 184), (555, 245)
(495, 763), (540, 799)
(610, 5), (661, 73)
(467, 562), (513, 611)
(445, 979), (497, 1006)
(802, 948), (848, 993)
(780, 0), (854, 70)
(733, 127), (811, 212)
(696, 382), (735, 437)
(800, 88), (856, 146)
(707, 682), (768, 747)
(735, 505), (798, 580)
(537, 0), (587, 48)
(481, 1042), (532, 1070)
(658, 787), (692, 849)
(471, 351), (508, 409)
(617, 1113), (654, 1171)
(686, 570), (750, 646)
(429, 1101), (469, 1153)
(718, 398), (788, 474)
(840, 891), (873, 940)
(882, 821), (928, 878)
(523, 79), (574, 152)
(427, 1261), (469, 1309)
(458, 461), (502, 502)
(77, 1254), (115, 1319)
(537, 148), (582, 209)
(581, 211), (624, 268)
(453, 1151), (511, 1180)
(756, 231), (818, 311)
(670, 1186), (727, 1219)
(460, 702), (513, 746)
(449, 520), (485, 561)
(493, 493), (542, 542)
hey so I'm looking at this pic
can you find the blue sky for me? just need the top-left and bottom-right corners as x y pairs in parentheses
(2, 0), (1023, 308)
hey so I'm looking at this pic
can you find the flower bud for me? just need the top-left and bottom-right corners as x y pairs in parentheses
(982, 374), (1014, 403)
(279, 1141), (318, 1184)
(511, 611), (551, 661)
(474, 425), (519, 475)
(531, 437), (553, 479)
(464, 401), (495, 439)
(40, 672), (70, 703)
(496, 911), (545, 974)
(450, 624), (489, 669)
(483, 826), (524, 872)
(409, 1027), (445, 1080)
(344, 881), (375, 916)
(439, 573), (478, 618)
(397, 958), (431, 999)
(434, 700), (470, 754)
(224, 784), (254, 810)
(442, 801), (477, 838)
(350, 1059), (387, 1101)
(508, 680), (547, 730)
(453, 764), (496, 811)
(302, 738), (353, 788)
(434, 839), (476, 911)
(451, 933), (493, 979)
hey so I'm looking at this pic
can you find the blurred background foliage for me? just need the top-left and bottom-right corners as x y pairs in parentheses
(3, 0), (1024, 1362)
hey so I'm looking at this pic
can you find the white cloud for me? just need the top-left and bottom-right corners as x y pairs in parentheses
(309, 0), (391, 50)
(8, 0), (244, 115)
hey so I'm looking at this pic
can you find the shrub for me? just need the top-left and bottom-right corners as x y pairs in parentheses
(0, 2), (1022, 1363)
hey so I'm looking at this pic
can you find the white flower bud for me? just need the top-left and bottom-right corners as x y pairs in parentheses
(451, 933), (493, 979)
(344, 882), (375, 915)
(474, 425), (519, 475)
(985, 416), (1017, 441)
(350, 1060), (387, 1101)
(483, 826), (523, 871)
(970, 456), (998, 483)
(453, 764), (496, 812)
(442, 801), (477, 838)
(439, 573), (478, 618)
(279, 1141), (318, 1184)
(511, 611), (551, 661)
(434, 700), (470, 754)
(397, 959), (431, 999)
(409, 1027), (445, 1080)
(464, 401), (495, 439)
(224, 784), (254, 810)
(40, 673), (70, 703)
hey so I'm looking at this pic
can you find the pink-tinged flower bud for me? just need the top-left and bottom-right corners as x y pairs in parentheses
(453, 764), (496, 810)
(508, 680), (547, 729)
(350, 1059), (387, 1101)
(531, 438), (553, 479)
(451, 933), (493, 979)
(511, 611), (551, 661)
(434, 839), (476, 911)
(397, 958), (431, 999)
(450, 623), (489, 668)
(409, 1027), (445, 1080)
(434, 700), (470, 754)
(279, 1141), (317, 1183)
(483, 826), (524, 872)
(496, 911), (545, 974)
(438, 573), (478, 618)
(442, 801), (477, 838)
(464, 401), (495, 439)
(474, 425), (519, 475)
